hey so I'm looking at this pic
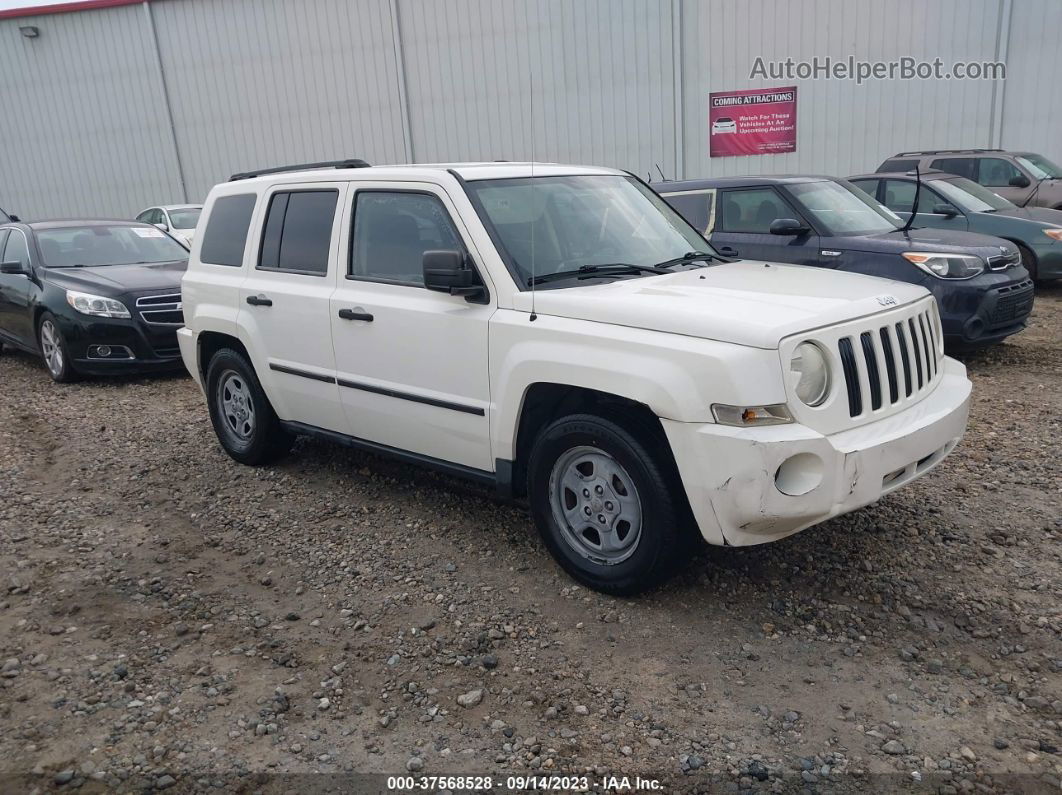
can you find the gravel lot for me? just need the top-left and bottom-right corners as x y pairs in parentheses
(1, 288), (1059, 794)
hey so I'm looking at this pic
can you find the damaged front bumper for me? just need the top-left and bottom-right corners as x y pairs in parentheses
(662, 357), (971, 547)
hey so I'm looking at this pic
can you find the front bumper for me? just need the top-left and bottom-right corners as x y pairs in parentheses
(56, 313), (186, 375)
(933, 271), (1034, 347)
(663, 357), (971, 547)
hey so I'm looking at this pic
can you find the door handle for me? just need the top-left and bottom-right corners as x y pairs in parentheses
(337, 308), (374, 322)
(246, 294), (272, 307)
(717, 246), (739, 256)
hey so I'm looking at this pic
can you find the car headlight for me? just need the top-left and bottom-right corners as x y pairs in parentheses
(902, 252), (985, 279)
(789, 341), (830, 406)
(1043, 228), (1062, 241)
(65, 290), (130, 319)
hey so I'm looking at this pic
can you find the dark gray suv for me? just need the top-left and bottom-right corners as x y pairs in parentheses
(877, 149), (1062, 211)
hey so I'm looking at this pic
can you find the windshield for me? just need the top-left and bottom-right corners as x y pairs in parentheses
(1016, 153), (1062, 180)
(933, 177), (1014, 212)
(465, 175), (710, 288)
(168, 208), (201, 229)
(37, 225), (190, 267)
(787, 180), (901, 235)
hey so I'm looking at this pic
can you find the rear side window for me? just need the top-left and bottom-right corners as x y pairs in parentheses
(258, 190), (338, 275)
(200, 194), (257, 267)
(930, 158), (977, 179)
(877, 158), (919, 173)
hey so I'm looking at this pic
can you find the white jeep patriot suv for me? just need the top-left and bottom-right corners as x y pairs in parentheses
(179, 159), (972, 595)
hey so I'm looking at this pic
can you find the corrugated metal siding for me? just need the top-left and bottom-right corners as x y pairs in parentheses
(680, 0), (1003, 180)
(0, 0), (1057, 217)
(998, 0), (1062, 161)
(398, 0), (675, 177)
(149, 0), (408, 202)
(0, 3), (182, 218)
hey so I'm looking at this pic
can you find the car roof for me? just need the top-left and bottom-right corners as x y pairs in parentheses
(24, 219), (158, 230)
(217, 161), (625, 190)
(656, 175), (836, 192)
(850, 169), (954, 180)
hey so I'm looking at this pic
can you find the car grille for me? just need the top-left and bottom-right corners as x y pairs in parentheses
(987, 251), (1020, 271)
(135, 293), (183, 326)
(837, 304), (942, 418)
(988, 279), (1034, 326)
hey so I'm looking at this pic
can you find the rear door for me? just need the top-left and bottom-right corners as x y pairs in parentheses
(712, 186), (820, 265)
(237, 184), (346, 432)
(328, 182), (494, 471)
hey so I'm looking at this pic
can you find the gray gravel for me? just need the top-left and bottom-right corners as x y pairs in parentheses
(0, 288), (1060, 793)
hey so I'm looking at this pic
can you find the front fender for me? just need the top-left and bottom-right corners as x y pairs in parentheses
(487, 311), (786, 461)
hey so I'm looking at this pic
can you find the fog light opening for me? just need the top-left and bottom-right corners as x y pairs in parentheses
(775, 453), (824, 496)
(97, 345), (112, 357)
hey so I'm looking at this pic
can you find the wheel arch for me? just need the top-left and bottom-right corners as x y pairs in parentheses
(197, 330), (251, 383)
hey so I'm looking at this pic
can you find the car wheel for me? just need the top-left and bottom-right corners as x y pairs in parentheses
(1016, 243), (1038, 281)
(527, 412), (692, 596)
(205, 348), (293, 465)
(37, 313), (78, 383)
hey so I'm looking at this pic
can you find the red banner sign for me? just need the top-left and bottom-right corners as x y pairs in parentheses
(709, 86), (798, 158)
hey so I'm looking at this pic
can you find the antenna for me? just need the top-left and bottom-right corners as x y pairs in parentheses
(528, 45), (537, 322)
(655, 163), (667, 182)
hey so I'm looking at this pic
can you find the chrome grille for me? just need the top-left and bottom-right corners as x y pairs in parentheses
(837, 304), (942, 418)
(987, 251), (1020, 271)
(135, 293), (183, 326)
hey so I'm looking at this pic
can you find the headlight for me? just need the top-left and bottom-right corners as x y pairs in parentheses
(902, 252), (984, 279)
(1043, 228), (1062, 241)
(789, 341), (830, 406)
(65, 290), (130, 319)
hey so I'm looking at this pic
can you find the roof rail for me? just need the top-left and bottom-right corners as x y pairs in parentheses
(229, 158), (371, 181)
(894, 148), (1004, 157)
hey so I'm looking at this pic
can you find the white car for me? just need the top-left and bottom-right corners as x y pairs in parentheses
(135, 204), (202, 248)
(712, 117), (737, 134)
(178, 160), (971, 595)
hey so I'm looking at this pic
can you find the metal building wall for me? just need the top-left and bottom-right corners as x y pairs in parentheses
(0, 0), (1055, 219)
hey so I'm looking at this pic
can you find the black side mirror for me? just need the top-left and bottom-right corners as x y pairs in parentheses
(0, 261), (27, 275)
(770, 218), (809, 236)
(932, 204), (959, 217)
(423, 250), (485, 301)
(1009, 174), (1031, 188)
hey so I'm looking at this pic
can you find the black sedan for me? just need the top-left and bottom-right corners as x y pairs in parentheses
(0, 220), (189, 382)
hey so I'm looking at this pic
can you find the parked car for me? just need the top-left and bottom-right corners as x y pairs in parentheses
(876, 149), (1062, 210)
(179, 159), (971, 595)
(135, 204), (202, 247)
(711, 117), (737, 135)
(0, 219), (189, 381)
(658, 176), (1033, 349)
(850, 169), (1062, 282)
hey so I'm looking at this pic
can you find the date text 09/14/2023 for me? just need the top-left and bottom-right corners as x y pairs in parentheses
(385, 774), (662, 791)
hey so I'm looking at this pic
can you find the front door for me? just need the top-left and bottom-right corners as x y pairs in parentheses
(329, 183), (494, 472)
(237, 184), (346, 432)
(711, 187), (821, 266)
(0, 229), (37, 346)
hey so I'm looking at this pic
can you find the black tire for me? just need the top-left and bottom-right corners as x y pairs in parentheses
(526, 412), (692, 596)
(1016, 243), (1038, 282)
(37, 312), (78, 383)
(205, 348), (293, 465)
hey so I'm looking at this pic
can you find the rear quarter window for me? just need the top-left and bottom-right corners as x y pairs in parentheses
(199, 194), (257, 267)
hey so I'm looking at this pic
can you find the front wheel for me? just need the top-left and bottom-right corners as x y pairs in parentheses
(38, 313), (78, 383)
(1016, 243), (1038, 282)
(527, 413), (692, 595)
(205, 348), (293, 465)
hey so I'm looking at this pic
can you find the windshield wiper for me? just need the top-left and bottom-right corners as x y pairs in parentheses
(527, 263), (666, 286)
(654, 250), (730, 268)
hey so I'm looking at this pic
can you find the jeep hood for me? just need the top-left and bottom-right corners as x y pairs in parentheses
(512, 261), (928, 349)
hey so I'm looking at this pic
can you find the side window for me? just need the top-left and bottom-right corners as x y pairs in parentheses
(199, 194), (257, 267)
(662, 190), (716, 235)
(877, 159), (919, 173)
(930, 158), (977, 180)
(136, 210), (153, 223)
(882, 180), (918, 212)
(258, 190), (338, 275)
(3, 231), (29, 266)
(976, 157), (1023, 187)
(850, 179), (881, 201)
(716, 188), (795, 234)
(350, 191), (464, 286)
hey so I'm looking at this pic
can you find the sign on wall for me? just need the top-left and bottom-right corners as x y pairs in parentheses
(709, 86), (797, 158)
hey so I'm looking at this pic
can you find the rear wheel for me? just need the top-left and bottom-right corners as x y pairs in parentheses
(206, 348), (293, 465)
(527, 413), (692, 595)
(37, 313), (78, 383)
